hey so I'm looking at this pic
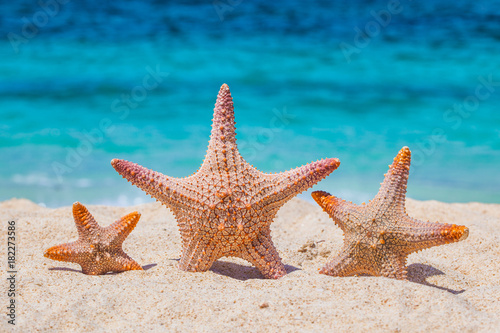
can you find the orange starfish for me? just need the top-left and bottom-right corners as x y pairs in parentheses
(44, 202), (143, 275)
(312, 147), (469, 280)
(112, 84), (340, 279)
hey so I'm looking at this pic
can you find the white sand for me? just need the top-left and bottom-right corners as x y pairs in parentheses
(1, 197), (499, 332)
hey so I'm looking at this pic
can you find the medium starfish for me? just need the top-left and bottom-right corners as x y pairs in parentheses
(44, 202), (143, 275)
(111, 84), (340, 279)
(312, 147), (469, 280)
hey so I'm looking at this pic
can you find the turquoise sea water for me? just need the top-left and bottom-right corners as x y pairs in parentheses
(1, 1), (499, 207)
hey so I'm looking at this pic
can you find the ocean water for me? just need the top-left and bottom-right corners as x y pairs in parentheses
(0, 0), (499, 207)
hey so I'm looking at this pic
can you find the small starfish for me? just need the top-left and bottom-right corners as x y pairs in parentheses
(44, 202), (143, 275)
(112, 84), (340, 279)
(312, 147), (469, 280)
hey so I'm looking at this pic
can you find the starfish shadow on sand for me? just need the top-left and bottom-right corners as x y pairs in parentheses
(210, 260), (300, 281)
(48, 267), (82, 274)
(406, 263), (465, 294)
(48, 263), (157, 275)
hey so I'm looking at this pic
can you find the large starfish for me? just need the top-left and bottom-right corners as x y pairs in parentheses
(312, 147), (469, 280)
(111, 84), (340, 279)
(44, 202), (143, 275)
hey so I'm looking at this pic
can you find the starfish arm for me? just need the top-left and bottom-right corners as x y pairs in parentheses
(379, 251), (408, 280)
(44, 241), (82, 262)
(239, 229), (286, 279)
(260, 158), (340, 209)
(107, 211), (141, 248)
(110, 251), (143, 272)
(371, 147), (411, 216)
(312, 191), (363, 232)
(198, 83), (244, 175)
(90, 251), (143, 275)
(44, 241), (94, 270)
(207, 83), (237, 151)
(178, 231), (221, 273)
(395, 216), (469, 255)
(73, 202), (101, 239)
(111, 159), (200, 209)
(319, 246), (363, 277)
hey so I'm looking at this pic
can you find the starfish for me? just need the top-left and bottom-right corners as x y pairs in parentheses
(44, 202), (143, 275)
(111, 84), (340, 279)
(312, 147), (469, 280)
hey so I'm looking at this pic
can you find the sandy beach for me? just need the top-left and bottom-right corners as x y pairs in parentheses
(1, 197), (499, 332)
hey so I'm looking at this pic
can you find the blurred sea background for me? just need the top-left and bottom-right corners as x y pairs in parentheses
(0, 0), (499, 207)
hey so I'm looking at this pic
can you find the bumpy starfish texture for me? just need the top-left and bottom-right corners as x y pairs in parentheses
(111, 84), (340, 279)
(44, 202), (143, 275)
(312, 147), (468, 280)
